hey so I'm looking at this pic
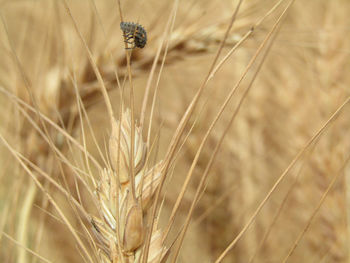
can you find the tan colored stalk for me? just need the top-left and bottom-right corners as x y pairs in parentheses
(145, 4), (246, 258)
(282, 155), (350, 262)
(17, 181), (36, 263)
(2, 233), (52, 263)
(161, 0), (245, 244)
(215, 95), (350, 262)
(62, 0), (115, 124)
(0, 133), (95, 263)
(171, 18), (280, 261)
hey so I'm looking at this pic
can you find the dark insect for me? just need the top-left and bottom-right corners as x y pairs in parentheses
(120, 22), (147, 49)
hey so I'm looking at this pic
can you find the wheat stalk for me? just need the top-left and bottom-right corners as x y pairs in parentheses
(1, 1), (350, 262)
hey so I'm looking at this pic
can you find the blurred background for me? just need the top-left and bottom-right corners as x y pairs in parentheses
(0, 0), (350, 262)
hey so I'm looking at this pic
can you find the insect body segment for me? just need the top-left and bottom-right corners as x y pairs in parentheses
(120, 22), (147, 49)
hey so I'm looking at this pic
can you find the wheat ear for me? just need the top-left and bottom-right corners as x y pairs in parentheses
(90, 109), (168, 263)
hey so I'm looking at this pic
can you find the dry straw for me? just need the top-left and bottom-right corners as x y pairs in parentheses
(1, 0), (350, 263)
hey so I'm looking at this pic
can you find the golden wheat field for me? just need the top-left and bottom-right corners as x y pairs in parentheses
(0, 0), (349, 262)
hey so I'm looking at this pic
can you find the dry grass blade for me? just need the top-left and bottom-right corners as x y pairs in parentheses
(248, 158), (306, 263)
(0, 133), (94, 263)
(1, 0), (349, 262)
(282, 155), (350, 263)
(0, 86), (102, 170)
(62, 0), (115, 123)
(171, 8), (281, 261)
(148, 2), (245, 257)
(2, 232), (52, 263)
(215, 94), (350, 262)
